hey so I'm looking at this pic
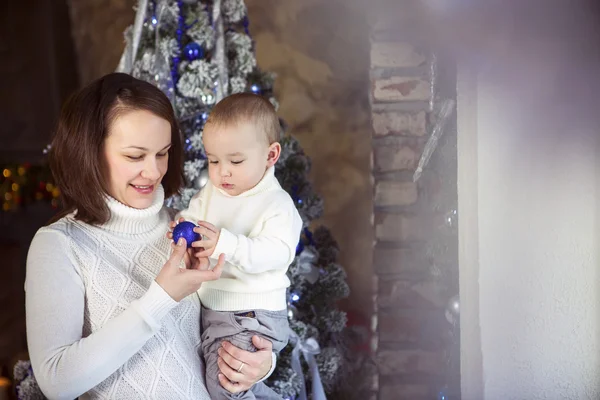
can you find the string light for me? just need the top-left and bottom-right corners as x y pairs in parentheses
(0, 163), (58, 212)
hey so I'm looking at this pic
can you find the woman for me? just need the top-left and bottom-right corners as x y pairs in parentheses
(25, 73), (276, 399)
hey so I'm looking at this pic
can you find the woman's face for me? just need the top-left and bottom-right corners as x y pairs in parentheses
(103, 109), (171, 209)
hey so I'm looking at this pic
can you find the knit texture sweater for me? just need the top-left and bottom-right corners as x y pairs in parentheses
(177, 167), (303, 312)
(25, 186), (211, 400)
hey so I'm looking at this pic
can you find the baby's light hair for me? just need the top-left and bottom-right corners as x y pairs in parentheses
(204, 93), (280, 144)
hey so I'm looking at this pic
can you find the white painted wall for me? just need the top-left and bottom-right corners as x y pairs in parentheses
(458, 37), (600, 400)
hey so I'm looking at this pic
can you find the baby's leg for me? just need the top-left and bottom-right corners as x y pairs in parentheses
(201, 307), (289, 399)
(201, 307), (255, 399)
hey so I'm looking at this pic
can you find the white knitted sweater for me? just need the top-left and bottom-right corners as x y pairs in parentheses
(177, 166), (303, 312)
(25, 186), (211, 400)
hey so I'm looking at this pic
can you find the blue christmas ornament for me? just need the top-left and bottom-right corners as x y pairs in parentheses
(184, 42), (204, 61)
(296, 240), (304, 255)
(172, 221), (200, 248)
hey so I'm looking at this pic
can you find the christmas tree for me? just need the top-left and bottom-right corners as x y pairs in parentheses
(118, 0), (350, 398)
(11, 2), (349, 398)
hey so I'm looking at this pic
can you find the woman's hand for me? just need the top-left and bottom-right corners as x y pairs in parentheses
(155, 238), (224, 302)
(217, 336), (274, 393)
(166, 217), (194, 269)
(166, 217), (184, 240)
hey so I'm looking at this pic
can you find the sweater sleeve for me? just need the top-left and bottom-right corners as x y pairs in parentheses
(212, 200), (303, 274)
(25, 230), (178, 400)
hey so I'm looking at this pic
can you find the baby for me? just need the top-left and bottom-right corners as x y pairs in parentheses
(172, 93), (302, 399)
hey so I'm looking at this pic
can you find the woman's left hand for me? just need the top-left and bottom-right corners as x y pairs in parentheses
(217, 335), (274, 393)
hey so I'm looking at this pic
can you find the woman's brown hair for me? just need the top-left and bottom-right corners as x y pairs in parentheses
(49, 73), (184, 225)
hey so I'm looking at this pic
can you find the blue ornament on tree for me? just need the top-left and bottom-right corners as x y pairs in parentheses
(172, 221), (200, 248)
(296, 239), (304, 255)
(184, 42), (204, 61)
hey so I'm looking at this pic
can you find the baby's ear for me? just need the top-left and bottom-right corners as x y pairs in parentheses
(267, 142), (281, 167)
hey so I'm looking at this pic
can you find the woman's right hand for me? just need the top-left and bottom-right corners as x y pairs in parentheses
(155, 238), (224, 302)
(166, 217), (194, 269)
(165, 217), (185, 241)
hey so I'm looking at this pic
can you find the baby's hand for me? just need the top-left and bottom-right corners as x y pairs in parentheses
(191, 221), (221, 258)
(166, 217), (186, 240)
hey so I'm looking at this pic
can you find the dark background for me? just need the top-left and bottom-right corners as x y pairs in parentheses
(0, 0), (77, 378)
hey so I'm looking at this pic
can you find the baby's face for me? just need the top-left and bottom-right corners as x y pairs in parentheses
(203, 121), (271, 196)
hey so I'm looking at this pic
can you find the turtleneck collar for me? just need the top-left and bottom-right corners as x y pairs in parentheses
(215, 166), (277, 198)
(101, 185), (165, 234)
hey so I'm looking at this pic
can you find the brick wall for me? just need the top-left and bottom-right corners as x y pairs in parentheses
(369, 13), (449, 400)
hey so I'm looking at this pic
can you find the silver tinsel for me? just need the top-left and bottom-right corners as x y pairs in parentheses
(315, 347), (343, 392)
(176, 96), (208, 121)
(133, 51), (155, 75)
(226, 31), (256, 76)
(177, 60), (218, 98)
(13, 360), (45, 400)
(429, 52), (438, 113)
(229, 75), (247, 94)
(160, 38), (180, 59)
(212, 0), (228, 101)
(153, 5), (177, 103)
(172, 187), (199, 210)
(318, 309), (347, 333)
(293, 247), (320, 284)
(222, 0), (247, 23)
(116, 0), (148, 73)
(270, 371), (302, 400)
(187, 6), (215, 49)
(412, 98), (455, 182)
(189, 132), (204, 151)
(184, 159), (206, 182)
(160, 1), (181, 27)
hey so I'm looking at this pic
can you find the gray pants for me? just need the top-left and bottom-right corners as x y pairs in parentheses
(201, 306), (289, 400)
